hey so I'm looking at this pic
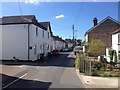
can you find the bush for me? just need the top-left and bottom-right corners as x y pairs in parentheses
(92, 70), (120, 77)
(92, 60), (107, 71)
(75, 53), (79, 69)
(88, 39), (105, 57)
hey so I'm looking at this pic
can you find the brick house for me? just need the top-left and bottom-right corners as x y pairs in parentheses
(85, 16), (120, 55)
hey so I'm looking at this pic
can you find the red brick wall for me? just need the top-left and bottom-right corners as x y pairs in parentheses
(87, 19), (120, 55)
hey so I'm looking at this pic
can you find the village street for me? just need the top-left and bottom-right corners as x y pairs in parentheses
(1, 52), (85, 89)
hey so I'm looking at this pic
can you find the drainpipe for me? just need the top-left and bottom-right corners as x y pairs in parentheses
(28, 24), (31, 61)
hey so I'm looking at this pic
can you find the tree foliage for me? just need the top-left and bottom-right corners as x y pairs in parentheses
(81, 40), (85, 46)
(109, 49), (117, 63)
(88, 39), (105, 57)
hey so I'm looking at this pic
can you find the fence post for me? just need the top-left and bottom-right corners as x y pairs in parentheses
(78, 53), (80, 71)
(89, 58), (92, 76)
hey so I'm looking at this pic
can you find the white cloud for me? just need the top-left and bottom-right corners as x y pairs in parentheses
(55, 14), (64, 19)
(25, 0), (39, 4)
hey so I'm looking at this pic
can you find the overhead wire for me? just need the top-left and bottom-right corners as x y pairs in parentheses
(18, 0), (22, 16)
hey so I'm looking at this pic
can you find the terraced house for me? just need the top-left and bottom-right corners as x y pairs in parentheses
(0, 15), (53, 61)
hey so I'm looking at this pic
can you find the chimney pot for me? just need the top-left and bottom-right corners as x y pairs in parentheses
(93, 18), (98, 26)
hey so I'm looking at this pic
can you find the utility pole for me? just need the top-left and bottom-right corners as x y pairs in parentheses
(72, 25), (75, 47)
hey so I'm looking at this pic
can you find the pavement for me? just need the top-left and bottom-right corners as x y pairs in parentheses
(71, 51), (120, 89)
(76, 69), (119, 88)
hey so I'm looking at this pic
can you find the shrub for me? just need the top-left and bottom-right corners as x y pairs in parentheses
(92, 70), (120, 77)
(92, 60), (107, 71)
(75, 53), (79, 69)
(88, 39), (105, 57)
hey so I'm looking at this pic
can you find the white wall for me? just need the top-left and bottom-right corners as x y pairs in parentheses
(112, 33), (119, 61)
(53, 40), (62, 50)
(2, 24), (28, 60)
(1, 23), (53, 61)
(0, 25), (2, 60)
(29, 24), (52, 60)
(85, 34), (88, 43)
(106, 48), (111, 62)
(68, 43), (73, 48)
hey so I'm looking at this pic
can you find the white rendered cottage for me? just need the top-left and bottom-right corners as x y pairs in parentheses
(0, 15), (53, 61)
(52, 36), (65, 51)
(112, 28), (120, 62)
(39, 22), (53, 54)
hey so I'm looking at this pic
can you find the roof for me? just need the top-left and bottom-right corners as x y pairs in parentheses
(39, 22), (50, 29)
(0, 15), (46, 30)
(85, 16), (120, 35)
(65, 39), (75, 44)
(39, 22), (53, 36)
(112, 28), (120, 34)
(0, 15), (35, 24)
(52, 35), (65, 42)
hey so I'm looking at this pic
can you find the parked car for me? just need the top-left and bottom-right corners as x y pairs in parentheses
(61, 47), (69, 52)
(73, 46), (83, 55)
(52, 50), (59, 56)
(68, 47), (73, 51)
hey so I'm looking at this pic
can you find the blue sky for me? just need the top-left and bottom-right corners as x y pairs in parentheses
(1, 1), (119, 41)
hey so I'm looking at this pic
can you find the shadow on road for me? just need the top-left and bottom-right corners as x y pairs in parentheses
(1, 73), (51, 89)
(1, 52), (75, 68)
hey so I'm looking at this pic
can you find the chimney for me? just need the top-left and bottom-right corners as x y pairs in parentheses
(93, 18), (98, 26)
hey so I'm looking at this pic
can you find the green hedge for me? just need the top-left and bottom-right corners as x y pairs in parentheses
(92, 70), (120, 77)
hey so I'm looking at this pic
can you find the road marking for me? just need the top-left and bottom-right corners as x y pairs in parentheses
(2, 73), (28, 89)
(36, 66), (39, 68)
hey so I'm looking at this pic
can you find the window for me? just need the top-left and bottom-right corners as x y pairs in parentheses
(48, 32), (49, 39)
(43, 30), (44, 38)
(47, 45), (49, 50)
(43, 45), (45, 52)
(40, 45), (42, 50)
(36, 27), (38, 36)
(118, 54), (120, 60)
(118, 34), (120, 43)
(119, 51), (120, 60)
(34, 45), (36, 54)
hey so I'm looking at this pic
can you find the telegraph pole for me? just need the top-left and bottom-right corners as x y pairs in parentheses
(72, 25), (75, 47)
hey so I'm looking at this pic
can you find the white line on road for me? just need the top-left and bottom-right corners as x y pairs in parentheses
(36, 66), (39, 68)
(2, 73), (28, 89)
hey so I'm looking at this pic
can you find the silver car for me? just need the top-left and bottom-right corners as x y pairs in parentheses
(73, 46), (83, 55)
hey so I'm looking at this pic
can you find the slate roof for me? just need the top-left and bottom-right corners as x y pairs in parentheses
(39, 22), (53, 36)
(52, 35), (65, 42)
(0, 15), (46, 30)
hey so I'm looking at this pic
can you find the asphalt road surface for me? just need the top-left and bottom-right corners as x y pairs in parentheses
(2, 52), (85, 89)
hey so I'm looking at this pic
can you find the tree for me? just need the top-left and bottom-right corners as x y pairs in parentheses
(88, 39), (105, 57)
(81, 40), (85, 46)
(109, 49), (117, 63)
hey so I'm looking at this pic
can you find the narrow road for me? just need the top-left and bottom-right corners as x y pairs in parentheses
(2, 52), (85, 89)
